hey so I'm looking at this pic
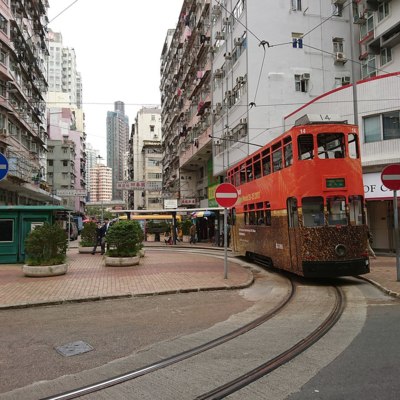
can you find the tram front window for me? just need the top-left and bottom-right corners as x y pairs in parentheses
(302, 197), (324, 227)
(327, 196), (347, 226)
(317, 133), (345, 159)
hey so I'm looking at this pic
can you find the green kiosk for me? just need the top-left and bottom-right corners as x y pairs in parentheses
(0, 206), (71, 264)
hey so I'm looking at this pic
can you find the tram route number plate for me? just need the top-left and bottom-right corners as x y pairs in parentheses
(326, 178), (346, 188)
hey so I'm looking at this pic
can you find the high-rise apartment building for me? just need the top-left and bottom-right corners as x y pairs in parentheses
(46, 30), (86, 213)
(89, 163), (112, 203)
(128, 107), (162, 209)
(0, 0), (51, 205)
(85, 143), (100, 199)
(107, 101), (129, 201)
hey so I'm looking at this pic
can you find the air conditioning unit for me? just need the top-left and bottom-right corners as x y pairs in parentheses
(0, 128), (8, 136)
(223, 17), (230, 25)
(208, 45), (217, 54)
(234, 37), (242, 46)
(342, 76), (351, 84)
(214, 68), (223, 77)
(301, 73), (311, 80)
(216, 102), (222, 109)
(240, 118), (247, 125)
(225, 90), (232, 97)
(335, 52), (347, 63)
(224, 52), (232, 60)
(215, 31), (225, 40)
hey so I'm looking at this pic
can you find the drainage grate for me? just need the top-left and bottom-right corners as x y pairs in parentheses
(55, 340), (94, 357)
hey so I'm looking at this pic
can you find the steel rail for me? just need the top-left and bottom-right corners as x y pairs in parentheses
(41, 271), (295, 400)
(195, 286), (345, 399)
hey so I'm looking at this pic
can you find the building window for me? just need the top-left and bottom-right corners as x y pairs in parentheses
(63, 160), (68, 167)
(380, 48), (392, 66)
(361, 55), (376, 79)
(378, 1), (390, 22)
(364, 111), (400, 143)
(150, 125), (155, 132)
(151, 114), (155, 121)
(291, 0), (301, 11)
(0, 14), (7, 34)
(332, 37), (344, 53)
(360, 12), (374, 39)
(294, 74), (308, 92)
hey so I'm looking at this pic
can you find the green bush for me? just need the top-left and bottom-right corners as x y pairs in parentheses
(80, 221), (97, 247)
(106, 220), (144, 257)
(25, 223), (68, 266)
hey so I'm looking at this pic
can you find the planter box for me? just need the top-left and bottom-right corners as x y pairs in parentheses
(22, 263), (68, 277)
(105, 256), (140, 267)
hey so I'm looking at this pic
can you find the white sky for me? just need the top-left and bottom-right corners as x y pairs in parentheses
(47, 0), (184, 158)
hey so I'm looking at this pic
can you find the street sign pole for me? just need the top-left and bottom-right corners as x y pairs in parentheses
(223, 207), (228, 279)
(380, 164), (400, 281)
(394, 190), (400, 281)
(215, 183), (239, 280)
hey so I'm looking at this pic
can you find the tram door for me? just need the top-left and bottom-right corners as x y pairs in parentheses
(287, 197), (300, 272)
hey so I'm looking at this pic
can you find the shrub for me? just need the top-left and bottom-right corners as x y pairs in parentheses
(25, 223), (68, 266)
(80, 221), (97, 247)
(106, 220), (144, 257)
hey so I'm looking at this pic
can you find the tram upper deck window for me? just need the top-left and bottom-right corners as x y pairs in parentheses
(262, 150), (271, 176)
(348, 133), (359, 159)
(272, 142), (283, 172)
(254, 154), (262, 179)
(246, 160), (253, 182)
(317, 133), (345, 159)
(302, 197), (324, 227)
(233, 169), (240, 186)
(298, 134), (314, 160)
(283, 137), (293, 167)
(349, 195), (364, 225)
(240, 166), (246, 184)
(327, 196), (347, 226)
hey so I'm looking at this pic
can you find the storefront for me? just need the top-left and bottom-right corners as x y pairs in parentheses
(364, 172), (399, 252)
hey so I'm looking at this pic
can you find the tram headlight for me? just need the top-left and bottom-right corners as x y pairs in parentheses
(335, 244), (347, 257)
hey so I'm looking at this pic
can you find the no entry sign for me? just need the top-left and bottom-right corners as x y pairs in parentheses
(215, 183), (238, 208)
(381, 164), (400, 191)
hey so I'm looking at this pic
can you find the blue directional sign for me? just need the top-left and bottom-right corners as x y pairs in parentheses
(0, 153), (9, 181)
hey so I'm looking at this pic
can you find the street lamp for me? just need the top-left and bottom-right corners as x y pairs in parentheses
(97, 155), (104, 221)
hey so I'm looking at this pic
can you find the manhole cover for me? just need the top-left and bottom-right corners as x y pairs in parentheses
(55, 341), (94, 357)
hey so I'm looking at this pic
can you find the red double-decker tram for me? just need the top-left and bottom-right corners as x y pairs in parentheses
(227, 115), (370, 278)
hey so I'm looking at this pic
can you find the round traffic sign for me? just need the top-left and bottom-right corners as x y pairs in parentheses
(215, 183), (238, 208)
(0, 153), (9, 181)
(381, 164), (400, 191)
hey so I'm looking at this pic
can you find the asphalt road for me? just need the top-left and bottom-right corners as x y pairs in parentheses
(0, 291), (254, 394)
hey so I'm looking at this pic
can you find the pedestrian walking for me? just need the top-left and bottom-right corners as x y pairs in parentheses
(367, 229), (376, 259)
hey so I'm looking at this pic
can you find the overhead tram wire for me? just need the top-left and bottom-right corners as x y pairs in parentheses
(48, 0), (80, 24)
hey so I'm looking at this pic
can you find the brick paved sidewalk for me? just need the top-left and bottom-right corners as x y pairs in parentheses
(365, 255), (400, 298)
(0, 247), (253, 309)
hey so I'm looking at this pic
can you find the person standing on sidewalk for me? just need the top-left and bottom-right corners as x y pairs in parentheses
(92, 222), (106, 255)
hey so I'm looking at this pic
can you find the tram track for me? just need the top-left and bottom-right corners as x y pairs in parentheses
(40, 271), (295, 400)
(32, 251), (346, 400)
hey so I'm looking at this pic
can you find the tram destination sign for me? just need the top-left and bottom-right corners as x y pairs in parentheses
(326, 177), (346, 188)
